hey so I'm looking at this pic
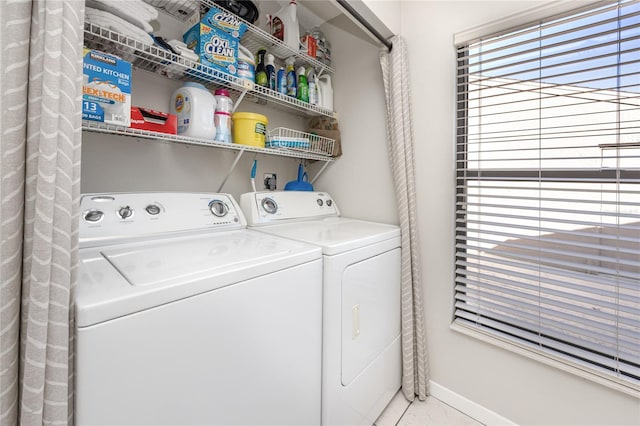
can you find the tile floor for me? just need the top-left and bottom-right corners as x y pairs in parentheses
(375, 391), (483, 426)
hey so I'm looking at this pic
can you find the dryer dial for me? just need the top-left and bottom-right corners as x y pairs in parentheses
(261, 197), (278, 214)
(208, 200), (228, 217)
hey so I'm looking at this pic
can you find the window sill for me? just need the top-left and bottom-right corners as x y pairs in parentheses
(450, 321), (640, 398)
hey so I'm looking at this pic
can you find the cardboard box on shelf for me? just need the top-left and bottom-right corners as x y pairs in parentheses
(183, 5), (248, 77)
(301, 35), (317, 58)
(184, 5), (248, 37)
(184, 24), (239, 76)
(82, 49), (132, 126)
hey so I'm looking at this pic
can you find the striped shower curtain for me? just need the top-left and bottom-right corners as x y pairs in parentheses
(0, 1), (84, 424)
(379, 36), (429, 402)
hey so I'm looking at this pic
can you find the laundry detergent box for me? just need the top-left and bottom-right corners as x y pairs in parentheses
(82, 49), (132, 126)
(183, 5), (248, 77)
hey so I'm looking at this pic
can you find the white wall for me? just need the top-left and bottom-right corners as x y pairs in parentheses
(401, 1), (640, 425)
(361, 0), (401, 36)
(312, 13), (398, 223)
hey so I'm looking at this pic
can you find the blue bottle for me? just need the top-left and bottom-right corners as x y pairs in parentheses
(285, 57), (296, 98)
(277, 67), (287, 95)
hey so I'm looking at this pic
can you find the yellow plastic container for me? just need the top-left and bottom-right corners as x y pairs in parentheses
(232, 112), (268, 147)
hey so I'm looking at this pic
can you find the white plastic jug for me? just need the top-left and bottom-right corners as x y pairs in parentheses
(318, 74), (333, 111)
(237, 44), (255, 84)
(170, 82), (216, 139)
(271, 0), (300, 52)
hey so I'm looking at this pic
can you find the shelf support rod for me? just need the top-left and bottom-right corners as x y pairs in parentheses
(310, 160), (332, 185)
(316, 64), (327, 78)
(233, 88), (249, 113)
(217, 149), (246, 192)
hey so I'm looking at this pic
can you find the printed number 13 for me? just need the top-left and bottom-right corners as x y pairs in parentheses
(83, 101), (97, 112)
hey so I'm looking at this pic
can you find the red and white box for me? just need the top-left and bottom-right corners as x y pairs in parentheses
(130, 107), (177, 134)
(301, 35), (317, 58)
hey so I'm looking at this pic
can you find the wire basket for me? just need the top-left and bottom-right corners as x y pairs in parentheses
(267, 127), (335, 157)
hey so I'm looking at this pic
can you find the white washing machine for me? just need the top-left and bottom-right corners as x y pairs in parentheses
(75, 192), (323, 425)
(240, 191), (402, 426)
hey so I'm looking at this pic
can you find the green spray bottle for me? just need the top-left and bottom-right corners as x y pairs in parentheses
(297, 66), (308, 103)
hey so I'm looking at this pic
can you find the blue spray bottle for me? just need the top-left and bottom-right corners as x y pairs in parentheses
(285, 57), (297, 98)
(277, 67), (287, 95)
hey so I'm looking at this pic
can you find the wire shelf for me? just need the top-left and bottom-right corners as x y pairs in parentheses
(236, 17), (335, 75)
(83, 22), (335, 118)
(83, 22), (244, 87)
(267, 127), (335, 158)
(141, 0), (334, 74)
(144, 0), (199, 19)
(82, 121), (335, 162)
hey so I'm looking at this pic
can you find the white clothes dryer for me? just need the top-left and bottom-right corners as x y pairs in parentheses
(240, 191), (402, 426)
(75, 192), (322, 425)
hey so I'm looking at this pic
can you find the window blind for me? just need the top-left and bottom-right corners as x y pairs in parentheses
(455, 0), (639, 390)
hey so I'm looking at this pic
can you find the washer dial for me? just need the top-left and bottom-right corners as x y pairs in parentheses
(209, 200), (228, 217)
(117, 206), (133, 220)
(83, 209), (104, 223)
(145, 204), (161, 215)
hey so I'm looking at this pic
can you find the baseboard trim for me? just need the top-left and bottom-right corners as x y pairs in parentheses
(429, 381), (517, 425)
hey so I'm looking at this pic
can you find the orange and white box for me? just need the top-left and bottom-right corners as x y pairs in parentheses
(301, 35), (317, 58)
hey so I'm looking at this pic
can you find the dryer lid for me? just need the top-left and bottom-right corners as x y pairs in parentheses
(256, 217), (400, 255)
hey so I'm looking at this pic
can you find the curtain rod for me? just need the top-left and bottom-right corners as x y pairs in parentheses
(335, 0), (393, 51)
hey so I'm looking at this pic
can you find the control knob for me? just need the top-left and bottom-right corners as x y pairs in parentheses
(83, 209), (104, 223)
(261, 197), (278, 214)
(118, 206), (134, 220)
(209, 200), (228, 217)
(145, 204), (161, 215)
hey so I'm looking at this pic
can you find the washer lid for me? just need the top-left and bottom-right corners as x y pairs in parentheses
(102, 231), (291, 287)
(76, 230), (321, 327)
(254, 217), (400, 255)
